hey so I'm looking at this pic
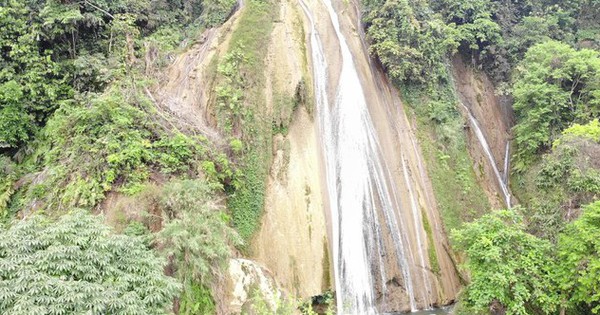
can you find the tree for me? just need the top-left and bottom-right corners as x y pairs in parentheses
(512, 41), (600, 170)
(452, 209), (559, 314)
(435, 0), (502, 57)
(362, 0), (457, 84)
(556, 201), (600, 314)
(526, 120), (600, 240)
(158, 179), (241, 314)
(0, 210), (180, 314)
(0, 1), (72, 150)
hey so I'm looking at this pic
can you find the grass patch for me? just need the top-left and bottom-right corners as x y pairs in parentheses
(422, 210), (441, 275)
(213, 0), (277, 246)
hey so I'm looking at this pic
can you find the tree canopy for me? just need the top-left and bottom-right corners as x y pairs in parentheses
(512, 41), (600, 169)
(556, 201), (600, 313)
(452, 209), (558, 315)
(0, 210), (180, 314)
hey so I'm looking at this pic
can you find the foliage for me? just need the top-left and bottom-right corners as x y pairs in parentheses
(158, 179), (240, 314)
(212, 0), (276, 245)
(434, 0), (502, 57)
(452, 209), (559, 315)
(0, 210), (180, 314)
(0, 1), (72, 150)
(556, 119), (600, 145)
(362, 0), (457, 84)
(515, 119), (600, 241)
(179, 281), (216, 315)
(159, 179), (240, 284)
(556, 201), (600, 313)
(0, 156), (17, 218)
(0, 0), (237, 153)
(401, 84), (490, 234)
(15, 87), (208, 211)
(216, 46), (248, 134)
(243, 288), (297, 315)
(512, 41), (600, 170)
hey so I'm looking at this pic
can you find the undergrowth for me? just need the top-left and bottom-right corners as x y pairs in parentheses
(213, 0), (276, 245)
(401, 82), (490, 235)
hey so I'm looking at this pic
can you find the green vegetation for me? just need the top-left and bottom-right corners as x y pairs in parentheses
(7, 87), (213, 215)
(521, 121), (600, 241)
(0, 0), (244, 313)
(556, 201), (600, 313)
(422, 211), (441, 275)
(454, 202), (600, 314)
(211, 0), (276, 244)
(364, 0), (600, 313)
(159, 179), (240, 314)
(453, 209), (558, 315)
(401, 84), (490, 234)
(362, 0), (456, 84)
(512, 41), (600, 170)
(0, 211), (180, 314)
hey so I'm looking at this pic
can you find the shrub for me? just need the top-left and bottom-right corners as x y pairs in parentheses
(0, 210), (180, 314)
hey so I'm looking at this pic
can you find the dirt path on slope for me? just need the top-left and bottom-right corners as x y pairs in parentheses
(148, 4), (246, 145)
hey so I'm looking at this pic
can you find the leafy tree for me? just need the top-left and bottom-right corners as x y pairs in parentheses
(0, 210), (180, 314)
(556, 201), (600, 313)
(362, 0), (457, 84)
(512, 41), (600, 170)
(452, 209), (559, 314)
(435, 0), (502, 57)
(0, 1), (72, 150)
(525, 120), (600, 240)
(158, 179), (241, 314)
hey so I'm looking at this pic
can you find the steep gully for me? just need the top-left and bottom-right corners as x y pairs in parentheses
(299, 0), (460, 313)
(452, 58), (514, 209)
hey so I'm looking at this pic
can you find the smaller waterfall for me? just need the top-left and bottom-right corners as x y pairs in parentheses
(461, 104), (512, 208)
(503, 141), (510, 185)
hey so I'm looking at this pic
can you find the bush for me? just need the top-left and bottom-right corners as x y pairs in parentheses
(0, 210), (180, 314)
(158, 179), (240, 297)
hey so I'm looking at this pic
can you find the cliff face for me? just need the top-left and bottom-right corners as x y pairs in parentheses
(251, 0), (330, 299)
(452, 56), (514, 209)
(150, 0), (467, 311)
(299, 0), (461, 311)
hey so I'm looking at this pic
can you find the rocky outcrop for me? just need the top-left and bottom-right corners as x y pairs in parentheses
(226, 258), (286, 314)
(251, 0), (331, 301)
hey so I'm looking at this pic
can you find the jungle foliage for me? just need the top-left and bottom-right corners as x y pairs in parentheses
(363, 0), (600, 314)
(0, 211), (180, 314)
(0, 0), (240, 313)
(455, 201), (600, 314)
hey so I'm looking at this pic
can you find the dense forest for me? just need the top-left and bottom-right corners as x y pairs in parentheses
(0, 0), (599, 314)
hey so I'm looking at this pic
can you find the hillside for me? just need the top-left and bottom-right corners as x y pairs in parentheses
(0, 0), (599, 314)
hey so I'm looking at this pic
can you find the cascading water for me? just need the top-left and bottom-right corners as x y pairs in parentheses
(461, 104), (512, 208)
(503, 141), (510, 186)
(299, 0), (443, 313)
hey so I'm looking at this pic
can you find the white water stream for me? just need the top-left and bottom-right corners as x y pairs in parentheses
(461, 104), (512, 208)
(300, 0), (436, 313)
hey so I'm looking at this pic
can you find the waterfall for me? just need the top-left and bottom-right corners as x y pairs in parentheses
(299, 0), (438, 313)
(461, 104), (512, 208)
(503, 141), (510, 185)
